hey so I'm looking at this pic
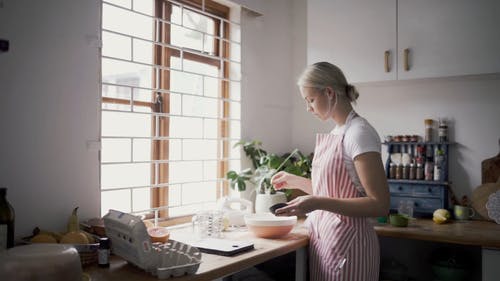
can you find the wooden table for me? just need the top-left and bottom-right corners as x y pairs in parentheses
(86, 224), (309, 281)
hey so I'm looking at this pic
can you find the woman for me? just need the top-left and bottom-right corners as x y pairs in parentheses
(271, 62), (389, 281)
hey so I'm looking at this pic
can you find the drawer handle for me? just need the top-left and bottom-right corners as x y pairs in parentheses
(398, 186), (403, 191)
(414, 202), (419, 207)
(428, 187), (433, 193)
(384, 50), (390, 72)
(404, 48), (410, 71)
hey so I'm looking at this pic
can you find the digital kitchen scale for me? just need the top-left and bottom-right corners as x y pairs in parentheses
(190, 237), (254, 256)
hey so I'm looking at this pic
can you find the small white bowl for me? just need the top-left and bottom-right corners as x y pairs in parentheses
(244, 213), (297, 238)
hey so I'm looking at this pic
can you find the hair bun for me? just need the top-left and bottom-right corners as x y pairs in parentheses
(346, 84), (359, 102)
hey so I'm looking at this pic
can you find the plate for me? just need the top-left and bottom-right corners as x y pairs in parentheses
(486, 190), (500, 224)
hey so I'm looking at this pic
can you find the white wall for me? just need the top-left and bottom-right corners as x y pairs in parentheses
(0, 0), (101, 237)
(240, 0), (295, 154)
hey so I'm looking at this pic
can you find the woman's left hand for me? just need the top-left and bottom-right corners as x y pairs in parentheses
(275, 195), (318, 217)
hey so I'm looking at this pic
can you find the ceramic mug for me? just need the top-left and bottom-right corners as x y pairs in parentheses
(454, 205), (475, 220)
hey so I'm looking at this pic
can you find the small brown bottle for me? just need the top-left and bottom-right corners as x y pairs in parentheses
(98, 237), (110, 267)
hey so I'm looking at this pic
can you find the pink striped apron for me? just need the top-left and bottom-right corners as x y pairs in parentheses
(307, 115), (380, 281)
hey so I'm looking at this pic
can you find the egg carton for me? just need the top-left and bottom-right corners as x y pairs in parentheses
(103, 209), (202, 279)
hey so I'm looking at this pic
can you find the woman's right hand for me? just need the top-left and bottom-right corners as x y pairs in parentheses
(271, 171), (303, 191)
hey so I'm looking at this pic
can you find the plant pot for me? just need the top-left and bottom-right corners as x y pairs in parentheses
(254, 192), (287, 214)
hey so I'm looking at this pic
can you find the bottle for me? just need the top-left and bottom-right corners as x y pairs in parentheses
(424, 119), (434, 142)
(409, 163), (416, 180)
(98, 237), (110, 267)
(434, 149), (444, 181)
(438, 118), (448, 143)
(0, 187), (15, 250)
(425, 157), (434, 181)
(389, 163), (396, 179)
(395, 164), (403, 180)
(416, 163), (424, 180)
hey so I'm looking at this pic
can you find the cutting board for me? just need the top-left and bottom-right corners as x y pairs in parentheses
(471, 181), (500, 221)
(481, 139), (500, 184)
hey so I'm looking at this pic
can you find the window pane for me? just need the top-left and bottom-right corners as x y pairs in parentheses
(182, 95), (218, 118)
(101, 163), (151, 188)
(169, 202), (216, 218)
(182, 139), (218, 160)
(203, 161), (218, 181)
(170, 70), (203, 95)
(204, 76), (220, 97)
(203, 119), (218, 138)
(169, 116), (203, 138)
(168, 184), (182, 207)
(229, 81), (240, 101)
(229, 101), (240, 119)
(133, 39), (153, 64)
(230, 42), (240, 62)
(133, 0), (154, 16)
(182, 182), (217, 205)
(102, 138), (131, 163)
(104, 0), (131, 9)
(171, 24), (203, 51)
(101, 189), (131, 215)
(229, 120), (240, 139)
(103, 4), (154, 41)
(183, 58), (219, 77)
(102, 31), (131, 60)
(168, 139), (182, 161)
(132, 138), (151, 161)
(132, 187), (151, 211)
(169, 161), (203, 183)
(229, 61), (241, 81)
(170, 5), (182, 25)
(102, 111), (151, 137)
(169, 92), (182, 115)
(102, 58), (153, 89)
(183, 8), (215, 35)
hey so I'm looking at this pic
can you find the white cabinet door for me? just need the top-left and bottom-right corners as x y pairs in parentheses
(398, 0), (500, 80)
(307, 0), (397, 83)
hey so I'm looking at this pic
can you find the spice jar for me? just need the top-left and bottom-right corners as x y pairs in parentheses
(409, 163), (416, 180)
(438, 118), (448, 143)
(395, 164), (403, 179)
(389, 163), (396, 179)
(402, 164), (409, 180)
(424, 119), (434, 142)
(425, 157), (434, 181)
(416, 163), (424, 180)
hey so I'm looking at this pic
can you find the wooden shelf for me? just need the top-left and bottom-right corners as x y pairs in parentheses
(388, 179), (450, 185)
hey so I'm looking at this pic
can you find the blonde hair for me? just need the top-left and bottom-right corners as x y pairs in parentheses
(297, 62), (359, 103)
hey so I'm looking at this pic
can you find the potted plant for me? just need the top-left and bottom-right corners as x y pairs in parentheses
(226, 140), (312, 213)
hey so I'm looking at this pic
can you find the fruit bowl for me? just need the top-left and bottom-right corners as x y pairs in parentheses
(244, 213), (297, 238)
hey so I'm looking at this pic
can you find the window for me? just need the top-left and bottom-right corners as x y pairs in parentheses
(100, 0), (241, 223)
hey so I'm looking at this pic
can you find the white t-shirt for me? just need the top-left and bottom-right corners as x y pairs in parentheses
(331, 111), (381, 195)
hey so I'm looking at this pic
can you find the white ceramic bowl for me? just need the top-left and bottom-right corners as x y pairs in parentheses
(244, 213), (297, 238)
(0, 244), (83, 281)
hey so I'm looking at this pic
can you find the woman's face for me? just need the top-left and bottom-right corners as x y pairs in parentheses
(300, 86), (333, 121)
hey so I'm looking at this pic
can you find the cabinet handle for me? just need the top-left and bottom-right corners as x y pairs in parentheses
(403, 48), (410, 71)
(384, 50), (390, 72)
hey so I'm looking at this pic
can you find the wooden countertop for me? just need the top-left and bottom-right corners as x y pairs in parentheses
(86, 224), (309, 281)
(86, 219), (500, 280)
(375, 218), (500, 248)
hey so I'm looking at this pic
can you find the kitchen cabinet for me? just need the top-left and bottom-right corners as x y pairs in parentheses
(307, 0), (397, 82)
(307, 0), (500, 83)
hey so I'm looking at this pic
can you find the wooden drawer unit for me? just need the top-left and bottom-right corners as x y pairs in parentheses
(389, 181), (449, 217)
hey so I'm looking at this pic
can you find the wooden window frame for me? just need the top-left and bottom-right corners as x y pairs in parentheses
(150, 0), (231, 224)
